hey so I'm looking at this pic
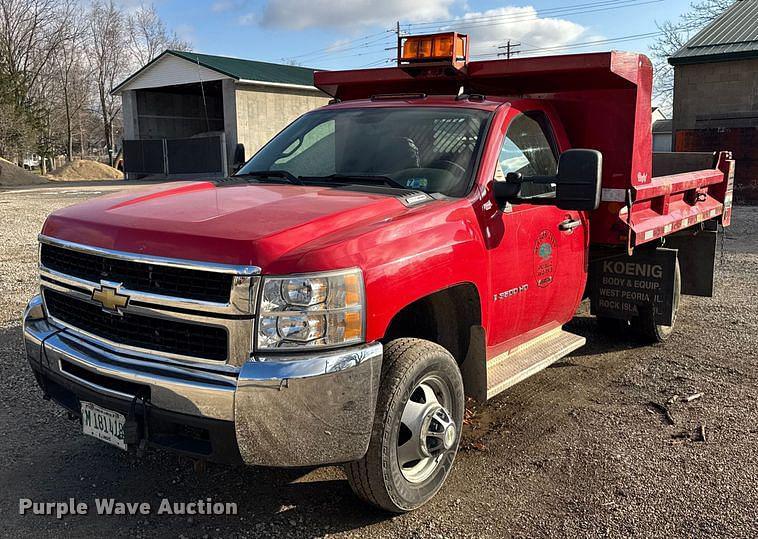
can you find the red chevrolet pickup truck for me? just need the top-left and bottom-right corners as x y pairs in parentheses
(23, 33), (733, 512)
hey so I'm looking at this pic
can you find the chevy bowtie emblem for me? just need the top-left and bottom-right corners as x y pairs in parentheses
(92, 282), (129, 315)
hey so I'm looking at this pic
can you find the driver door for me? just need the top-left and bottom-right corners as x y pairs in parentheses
(487, 107), (587, 350)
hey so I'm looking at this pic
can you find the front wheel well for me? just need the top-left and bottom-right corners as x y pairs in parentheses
(382, 283), (482, 365)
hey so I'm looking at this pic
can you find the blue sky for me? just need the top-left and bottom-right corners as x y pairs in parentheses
(148, 0), (696, 69)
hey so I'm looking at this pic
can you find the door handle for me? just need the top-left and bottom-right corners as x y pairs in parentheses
(558, 218), (582, 231)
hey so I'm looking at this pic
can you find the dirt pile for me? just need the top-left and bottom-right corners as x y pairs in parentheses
(0, 157), (47, 186)
(49, 159), (123, 180)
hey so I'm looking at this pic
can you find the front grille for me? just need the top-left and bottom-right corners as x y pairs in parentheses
(41, 243), (234, 303)
(44, 289), (228, 361)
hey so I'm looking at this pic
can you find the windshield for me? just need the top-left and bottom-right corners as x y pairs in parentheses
(237, 107), (491, 197)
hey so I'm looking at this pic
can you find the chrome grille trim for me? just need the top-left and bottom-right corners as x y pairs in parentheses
(40, 267), (258, 316)
(37, 236), (258, 369)
(44, 314), (243, 376)
(39, 235), (261, 275)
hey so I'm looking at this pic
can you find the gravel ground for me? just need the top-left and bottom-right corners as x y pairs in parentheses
(0, 183), (756, 538)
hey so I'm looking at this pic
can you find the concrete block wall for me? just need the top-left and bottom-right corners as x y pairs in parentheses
(672, 58), (758, 203)
(672, 59), (758, 132)
(234, 84), (330, 160)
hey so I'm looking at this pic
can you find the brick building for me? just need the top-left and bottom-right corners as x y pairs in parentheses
(669, 0), (758, 202)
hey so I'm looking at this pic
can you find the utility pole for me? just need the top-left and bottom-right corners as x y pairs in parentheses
(498, 40), (522, 59)
(393, 21), (402, 65)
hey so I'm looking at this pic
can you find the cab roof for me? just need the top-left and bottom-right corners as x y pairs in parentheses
(321, 95), (507, 112)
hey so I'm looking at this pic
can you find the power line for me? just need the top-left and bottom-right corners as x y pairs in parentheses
(357, 58), (394, 68)
(402, 0), (645, 28)
(517, 31), (664, 54)
(319, 30), (662, 69)
(309, 41), (397, 65)
(286, 0), (647, 64)
(285, 0), (664, 68)
(430, 0), (664, 35)
(285, 29), (394, 62)
(404, 0), (661, 32)
(406, 0), (648, 27)
(475, 31), (663, 59)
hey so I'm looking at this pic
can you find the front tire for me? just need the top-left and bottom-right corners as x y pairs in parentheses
(345, 338), (464, 513)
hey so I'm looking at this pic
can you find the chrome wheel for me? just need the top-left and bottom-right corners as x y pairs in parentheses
(397, 375), (457, 483)
(346, 338), (465, 512)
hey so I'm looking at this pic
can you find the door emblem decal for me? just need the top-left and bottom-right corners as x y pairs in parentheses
(534, 230), (558, 288)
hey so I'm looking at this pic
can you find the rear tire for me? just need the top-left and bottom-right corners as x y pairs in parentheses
(345, 338), (464, 513)
(632, 259), (681, 343)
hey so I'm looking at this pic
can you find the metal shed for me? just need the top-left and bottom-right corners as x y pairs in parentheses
(112, 50), (329, 179)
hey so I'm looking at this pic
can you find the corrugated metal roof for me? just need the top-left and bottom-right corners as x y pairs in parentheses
(113, 50), (320, 94)
(669, 0), (758, 65)
(169, 50), (319, 86)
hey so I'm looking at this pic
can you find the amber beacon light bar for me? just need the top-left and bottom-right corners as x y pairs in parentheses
(398, 32), (469, 70)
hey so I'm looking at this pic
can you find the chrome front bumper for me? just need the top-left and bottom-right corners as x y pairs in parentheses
(23, 295), (383, 467)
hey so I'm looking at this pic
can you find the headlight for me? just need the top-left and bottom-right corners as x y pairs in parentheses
(256, 269), (364, 351)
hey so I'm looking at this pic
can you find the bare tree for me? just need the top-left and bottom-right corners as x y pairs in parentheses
(88, 0), (127, 165)
(651, 0), (734, 111)
(0, 0), (189, 165)
(0, 0), (77, 109)
(126, 3), (191, 68)
(55, 22), (91, 161)
(0, 0), (77, 163)
(0, 100), (34, 160)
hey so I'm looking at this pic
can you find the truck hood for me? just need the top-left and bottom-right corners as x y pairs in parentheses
(42, 180), (412, 269)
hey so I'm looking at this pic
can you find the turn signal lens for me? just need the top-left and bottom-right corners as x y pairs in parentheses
(343, 311), (362, 341)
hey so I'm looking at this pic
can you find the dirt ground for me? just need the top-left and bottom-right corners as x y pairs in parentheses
(48, 159), (123, 181)
(0, 182), (756, 538)
(0, 157), (47, 186)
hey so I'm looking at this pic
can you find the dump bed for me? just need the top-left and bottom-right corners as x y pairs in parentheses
(314, 51), (734, 248)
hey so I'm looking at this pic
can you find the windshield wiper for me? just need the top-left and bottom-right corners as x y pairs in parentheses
(234, 170), (303, 185)
(299, 174), (407, 190)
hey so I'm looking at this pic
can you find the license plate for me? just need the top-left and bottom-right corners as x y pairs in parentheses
(81, 401), (127, 450)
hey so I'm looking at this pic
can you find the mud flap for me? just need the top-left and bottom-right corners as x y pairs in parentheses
(460, 326), (488, 403)
(662, 228), (718, 297)
(589, 248), (678, 325)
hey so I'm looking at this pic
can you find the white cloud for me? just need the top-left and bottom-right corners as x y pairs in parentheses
(255, 0), (454, 29)
(446, 6), (592, 58)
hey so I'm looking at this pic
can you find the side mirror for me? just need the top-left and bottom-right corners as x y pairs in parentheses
(232, 143), (246, 174)
(492, 149), (602, 211)
(554, 149), (602, 211)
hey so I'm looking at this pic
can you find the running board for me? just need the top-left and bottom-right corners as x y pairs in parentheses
(486, 328), (586, 400)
